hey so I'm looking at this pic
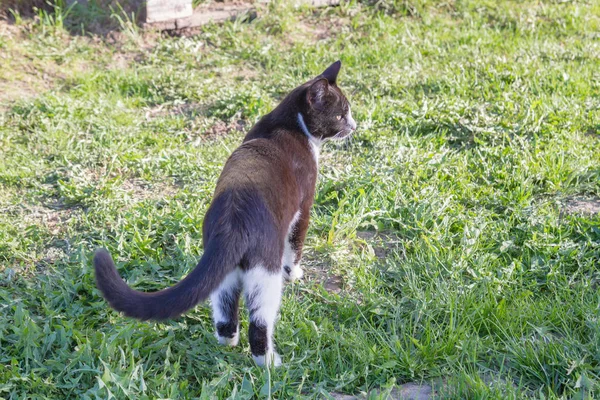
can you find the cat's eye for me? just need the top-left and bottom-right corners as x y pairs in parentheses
(336, 115), (342, 120)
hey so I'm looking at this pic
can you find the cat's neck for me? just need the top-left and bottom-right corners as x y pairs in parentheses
(297, 113), (320, 164)
(243, 106), (321, 165)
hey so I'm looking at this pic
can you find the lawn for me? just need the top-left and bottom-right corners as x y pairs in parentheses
(1, 0), (599, 398)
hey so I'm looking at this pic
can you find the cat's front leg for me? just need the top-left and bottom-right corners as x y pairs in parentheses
(283, 263), (304, 281)
(282, 233), (303, 282)
(283, 209), (310, 282)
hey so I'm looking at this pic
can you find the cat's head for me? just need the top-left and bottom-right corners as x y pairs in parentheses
(299, 61), (356, 142)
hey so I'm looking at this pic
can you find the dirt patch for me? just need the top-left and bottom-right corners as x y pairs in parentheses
(121, 178), (179, 202)
(203, 119), (246, 138)
(322, 273), (343, 294)
(20, 203), (80, 235)
(287, 18), (332, 43)
(285, 11), (361, 46)
(306, 264), (344, 294)
(563, 196), (600, 216)
(185, 118), (247, 145)
(144, 102), (206, 120)
(356, 230), (403, 260)
(301, 256), (344, 295)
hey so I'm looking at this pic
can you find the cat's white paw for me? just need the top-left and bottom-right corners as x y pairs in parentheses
(216, 329), (239, 347)
(290, 265), (304, 280)
(284, 264), (304, 282)
(253, 352), (282, 368)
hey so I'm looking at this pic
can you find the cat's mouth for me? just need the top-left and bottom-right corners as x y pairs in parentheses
(332, 127), (355, 140)
(338, 130), (354, 139)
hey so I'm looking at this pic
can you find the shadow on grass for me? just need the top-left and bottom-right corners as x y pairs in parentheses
(1, 0), (145, 38)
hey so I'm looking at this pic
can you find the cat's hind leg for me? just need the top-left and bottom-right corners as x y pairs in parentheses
(243, 266), (283, 367)
(211, 268), (242, 346)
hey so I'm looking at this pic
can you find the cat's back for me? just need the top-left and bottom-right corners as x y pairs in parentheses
(215, 136), (297, 194)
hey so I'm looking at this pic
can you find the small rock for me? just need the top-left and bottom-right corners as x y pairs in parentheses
(329, 382), (433, 400)
(390, 383), (433, 400)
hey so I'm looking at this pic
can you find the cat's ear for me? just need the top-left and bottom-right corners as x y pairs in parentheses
(307, 78), (329, 110)
(321, 60), (342, 84)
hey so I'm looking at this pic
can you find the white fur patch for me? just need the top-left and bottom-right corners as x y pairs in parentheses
(288, 265), (303, 281)
(282, 210), (304, 282)
(210, 268), (241, 346)
(282, 211), (301, 263)
(298, 112), (321, 165)
(217, 328), (239, 347)
(243, 266), (282, 331)
(244, 265), (283, 365)
(253, 352), (282, 368)
(346, 107), (357, 131)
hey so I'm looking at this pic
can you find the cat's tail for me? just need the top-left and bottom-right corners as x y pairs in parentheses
(93, 234), (244, 321)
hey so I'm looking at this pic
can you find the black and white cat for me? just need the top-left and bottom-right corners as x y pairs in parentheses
(94, 61), (356, 367)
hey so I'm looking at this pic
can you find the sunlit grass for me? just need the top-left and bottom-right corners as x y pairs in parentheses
(0, 1), (599, 398)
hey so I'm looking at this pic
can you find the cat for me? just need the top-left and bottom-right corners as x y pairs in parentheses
(94, 60), (356, 367)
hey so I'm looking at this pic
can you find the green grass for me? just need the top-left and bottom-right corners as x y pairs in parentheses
(1, 0), (600, 398)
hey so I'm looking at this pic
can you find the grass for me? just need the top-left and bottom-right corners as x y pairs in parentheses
(1, 0), (599, 398)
